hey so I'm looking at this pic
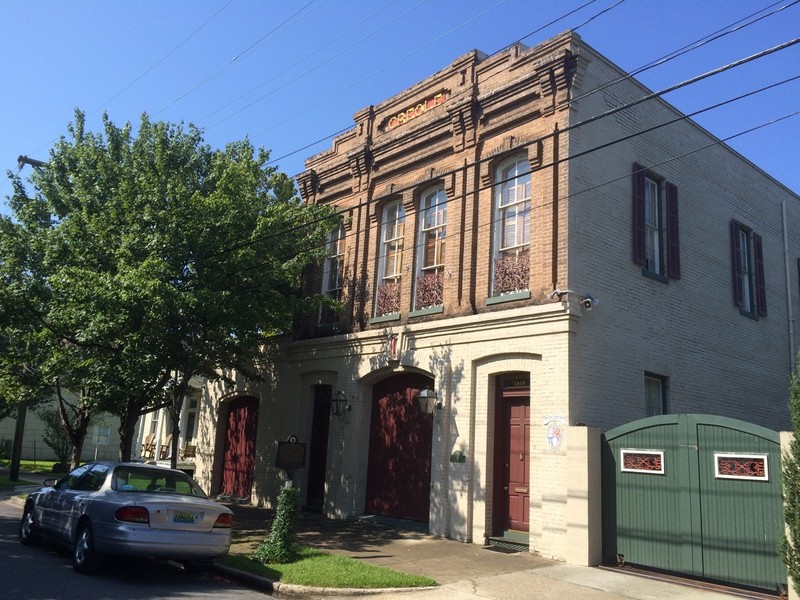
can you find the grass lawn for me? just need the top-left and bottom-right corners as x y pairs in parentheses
(0, 475), (37, 489)
(221, 547), (437, 589)
(0, 459), (58, 473)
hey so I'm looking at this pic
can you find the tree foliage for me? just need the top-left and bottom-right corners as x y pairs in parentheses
(36, 405), (73, 469)
(1, 109), (335, 461)
(782, 366), (800, 594)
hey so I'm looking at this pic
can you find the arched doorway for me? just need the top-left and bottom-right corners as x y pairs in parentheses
(220, 395), (259, 499)
(365, 373), (434, 522)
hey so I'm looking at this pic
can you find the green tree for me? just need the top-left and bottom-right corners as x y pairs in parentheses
(783, 367), (800, 594)
(2, 109), (335, 463)
(36, 404), (73, 469)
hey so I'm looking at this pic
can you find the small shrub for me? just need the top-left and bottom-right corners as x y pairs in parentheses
(253, 485), (299, 564)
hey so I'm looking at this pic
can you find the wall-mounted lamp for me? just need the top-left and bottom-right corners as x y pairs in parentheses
(416, 388), (442, 415)
(331, 390), (351, 418)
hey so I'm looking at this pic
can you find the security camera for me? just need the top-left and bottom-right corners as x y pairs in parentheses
(581, 295), (597, 310)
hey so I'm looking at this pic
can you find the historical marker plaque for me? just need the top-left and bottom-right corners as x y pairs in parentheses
(275, 435), (306, 471)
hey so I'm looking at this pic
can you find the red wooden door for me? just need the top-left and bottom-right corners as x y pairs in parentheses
(365, 374), (433, 522)
(506, 398), (530, 531)
(221, 396), (259, 499)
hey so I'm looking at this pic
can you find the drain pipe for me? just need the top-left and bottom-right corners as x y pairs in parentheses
(783, 201), (796, 371)
(442, 363), (453, 539)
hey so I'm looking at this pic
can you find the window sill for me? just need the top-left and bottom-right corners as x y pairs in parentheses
(409, 305), (444, 318)
(370, 313), (401, 325)
(641, 268), (669, 284)
(739, 308), (760, 321)
(486, 290), (531, 305)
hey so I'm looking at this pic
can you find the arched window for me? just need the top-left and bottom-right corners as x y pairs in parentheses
(375, 200), (405, 316)
(492, 156), (531, 296)
(414, 186), (446, 310)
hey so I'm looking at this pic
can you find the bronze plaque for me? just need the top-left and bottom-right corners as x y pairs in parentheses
(275, 438), (306, 470)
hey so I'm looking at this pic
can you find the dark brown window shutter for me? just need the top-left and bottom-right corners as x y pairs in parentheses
(665, 182), (680, 279)
(730, 220), (743, 308)
(632, 163), (646, 266)
(754, 232), (766, 316)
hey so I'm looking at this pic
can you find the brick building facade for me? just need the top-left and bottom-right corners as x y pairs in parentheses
(187, 31), (799, 562)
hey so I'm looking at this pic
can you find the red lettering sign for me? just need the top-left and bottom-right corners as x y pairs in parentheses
(386, 92), (448, 131)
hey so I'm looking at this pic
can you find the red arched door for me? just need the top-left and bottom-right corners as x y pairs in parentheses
(365, 373), (433, 522)
(221, 396), (259, 499)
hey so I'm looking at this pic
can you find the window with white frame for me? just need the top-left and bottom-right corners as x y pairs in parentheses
(730, 220), (766, 317)
(631, 163), (680, 281)
(320, 223), (345, 324)
(643, 176), (662, 274)
(645, 373), (667, 416)
(375, 200), (405, 316)
(414, 186), (446, 310)
(183, 394), (199, 442)
(492, 156), (531, 296)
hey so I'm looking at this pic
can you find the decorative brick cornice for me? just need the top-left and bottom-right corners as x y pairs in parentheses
(347, 143), (372, 192)
(448, 94), (479, 151)
(296, 169), (319, 203)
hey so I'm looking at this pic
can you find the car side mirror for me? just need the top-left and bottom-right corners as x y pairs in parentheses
(43, 478), (58, 487)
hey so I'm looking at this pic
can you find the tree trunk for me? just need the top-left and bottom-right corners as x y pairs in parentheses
(118, 403), (140, 462)
(9, 402), (28, 482)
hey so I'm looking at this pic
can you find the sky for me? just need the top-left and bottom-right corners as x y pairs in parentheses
(1, 0), (799, 215)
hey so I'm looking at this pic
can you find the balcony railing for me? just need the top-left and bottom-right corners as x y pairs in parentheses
(492, 250), (530, 296)
(375, 280), (401, 316)
(414, 271), (443, 310)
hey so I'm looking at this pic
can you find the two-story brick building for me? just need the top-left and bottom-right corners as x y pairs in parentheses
(176, 30), (799, 562)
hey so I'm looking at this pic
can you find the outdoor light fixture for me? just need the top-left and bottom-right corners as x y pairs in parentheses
(416, 388), (441, 414)
(331, 390), (351, 418)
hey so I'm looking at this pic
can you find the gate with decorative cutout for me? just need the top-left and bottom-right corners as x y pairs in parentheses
(601, 414), (786, 593)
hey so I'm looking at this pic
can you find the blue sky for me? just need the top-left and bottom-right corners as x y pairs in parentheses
(2, 0), (798, 214)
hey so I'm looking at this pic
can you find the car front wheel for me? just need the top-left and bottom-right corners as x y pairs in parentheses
(73, 522), (98, 574)
(19, 504), (40, 546)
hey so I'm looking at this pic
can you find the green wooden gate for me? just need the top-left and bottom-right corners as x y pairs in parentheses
(602, 414), (786, 593)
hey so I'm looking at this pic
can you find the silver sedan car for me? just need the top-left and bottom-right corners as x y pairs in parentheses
(19, 461), (233, 574)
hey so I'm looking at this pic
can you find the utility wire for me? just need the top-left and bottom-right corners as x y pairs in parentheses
(154, 0), (321, 116)
(568, 0), (800, 106)
(246, 0), (516, 138)
(198, 0), (404, 123)
(88, 0), (236, 119)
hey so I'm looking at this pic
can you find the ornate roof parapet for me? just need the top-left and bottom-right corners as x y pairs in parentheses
(296, 169), (319, 203)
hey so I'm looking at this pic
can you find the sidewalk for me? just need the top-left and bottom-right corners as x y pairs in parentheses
(224, 504), (762, 599)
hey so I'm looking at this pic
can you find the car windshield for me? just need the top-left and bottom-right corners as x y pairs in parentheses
(112, 466), (208, 498)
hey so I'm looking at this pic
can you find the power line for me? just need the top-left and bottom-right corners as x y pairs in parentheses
(246, 0), (517, 139)
(197, 0), (404, 124)
(568, 0), (800, 106)
(88, 0), (237, 119)
(154, 0), (322, 117)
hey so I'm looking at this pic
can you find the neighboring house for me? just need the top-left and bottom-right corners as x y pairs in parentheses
(0, 396), (120, 465)
(188, 31), (799, 564)
(132, 383), (202, 476)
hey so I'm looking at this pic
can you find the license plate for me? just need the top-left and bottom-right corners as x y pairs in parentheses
(172, 510), (201, 525)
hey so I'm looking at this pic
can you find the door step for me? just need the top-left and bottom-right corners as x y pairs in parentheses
(486, 535), (529, 553)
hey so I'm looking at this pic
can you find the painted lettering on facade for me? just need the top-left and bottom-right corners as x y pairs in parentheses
(386, 92), (448, 130)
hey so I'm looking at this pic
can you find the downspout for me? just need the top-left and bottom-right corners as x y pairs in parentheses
(466, 377), (475, 544)
(441, 363), (453, 538)
(783, 201), (796, 370)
